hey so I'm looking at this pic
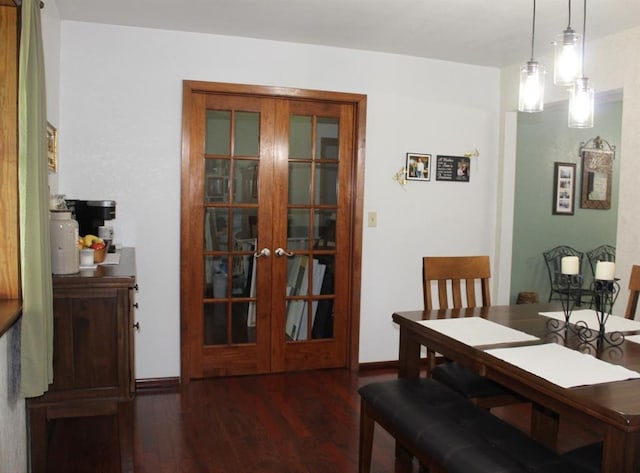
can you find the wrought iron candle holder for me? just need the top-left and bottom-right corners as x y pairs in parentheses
(546, 273), (582, 334)
(574, 278), (623, 348)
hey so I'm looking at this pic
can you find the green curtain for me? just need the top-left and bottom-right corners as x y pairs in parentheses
(19, 0), (54, 398)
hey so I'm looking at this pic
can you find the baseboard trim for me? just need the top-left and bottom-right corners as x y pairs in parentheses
(134, 360), (435, 389)
(359, 357), (437, 371)
(135, 377), (181, 394)
(359, 360), (399, 370)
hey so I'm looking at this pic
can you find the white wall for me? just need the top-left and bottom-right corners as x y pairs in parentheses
(498, 26), (640, 312)
(44, 1), (61, 196)
(57, 21), (500, 377)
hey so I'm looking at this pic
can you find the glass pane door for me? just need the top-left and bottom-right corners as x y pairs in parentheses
(284, 114), (339, 341)
(182, 83), (362, 379)
(203, 109), (260, 346)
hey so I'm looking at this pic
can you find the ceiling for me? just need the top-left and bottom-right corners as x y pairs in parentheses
(53, 0), (640, 68)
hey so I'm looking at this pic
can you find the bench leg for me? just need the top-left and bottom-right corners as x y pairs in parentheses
(531, 403), (559, 450)
(359, 400), (375, 473)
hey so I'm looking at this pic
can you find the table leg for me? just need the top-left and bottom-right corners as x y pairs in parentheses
(602, 426), (639, 473)
(398, 328), (421, 379)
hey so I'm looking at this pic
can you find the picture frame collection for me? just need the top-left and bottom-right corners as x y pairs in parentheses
(405, 153), (471, 183)
(404, 140), (614, 217)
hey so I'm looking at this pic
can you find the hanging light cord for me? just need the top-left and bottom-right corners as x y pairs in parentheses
(581, 0), (587, 76)
(567, 0), (572, 29)
(529, 0), (537, 61)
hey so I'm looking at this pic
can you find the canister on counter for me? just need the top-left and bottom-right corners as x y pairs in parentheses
(50, 210), (79, 274)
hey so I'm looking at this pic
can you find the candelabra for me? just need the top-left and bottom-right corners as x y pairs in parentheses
(546, 273), (582, 334)
(575, 278), (623, 348)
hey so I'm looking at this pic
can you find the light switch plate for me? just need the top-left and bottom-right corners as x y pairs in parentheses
(367, 212), (377, 227)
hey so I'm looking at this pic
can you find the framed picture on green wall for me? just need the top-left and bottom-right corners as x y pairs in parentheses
(552, 162), (576, 215)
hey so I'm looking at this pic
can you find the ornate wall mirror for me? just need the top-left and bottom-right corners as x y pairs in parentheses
(580, 136), (616, 210)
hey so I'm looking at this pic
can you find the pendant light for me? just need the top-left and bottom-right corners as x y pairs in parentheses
(553, 0), (582, 86)
(518, 0), (545, 113)
(569, 0), (594, 128)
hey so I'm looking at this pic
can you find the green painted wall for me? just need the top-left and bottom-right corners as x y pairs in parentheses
(510, 98), (622, 303)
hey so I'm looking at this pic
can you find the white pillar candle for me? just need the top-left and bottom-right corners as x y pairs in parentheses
(561, 256), (580, 275)
(595, 261), (615, 281)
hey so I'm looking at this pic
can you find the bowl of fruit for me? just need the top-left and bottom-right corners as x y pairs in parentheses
(78, 234), (108, 263)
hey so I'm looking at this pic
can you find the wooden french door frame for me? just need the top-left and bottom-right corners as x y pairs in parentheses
(180, 81), (366, 382)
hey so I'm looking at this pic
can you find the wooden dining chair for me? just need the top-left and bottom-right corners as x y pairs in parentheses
(423, 256), (523, 409)
(625, 264), (640, 319)
(423, 256), (491, 311)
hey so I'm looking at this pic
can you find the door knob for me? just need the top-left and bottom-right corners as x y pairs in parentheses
(275, 248), (294, 257)
(254, 248), (271, 258)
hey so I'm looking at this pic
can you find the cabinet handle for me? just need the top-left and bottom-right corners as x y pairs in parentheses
(133, 322), (140, 332)
(133, 302), (139, 309)
(275, 247), (294, 257)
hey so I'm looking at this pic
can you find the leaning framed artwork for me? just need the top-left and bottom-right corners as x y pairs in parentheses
(552, 162), (576, 215)
(206, 176), (226, 202)
(405, 153), (431, 181)
(47, 121), (58, 172)
(580, 146), (614, 210)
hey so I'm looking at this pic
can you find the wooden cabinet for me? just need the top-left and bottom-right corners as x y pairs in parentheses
(28, 248), (137, 473)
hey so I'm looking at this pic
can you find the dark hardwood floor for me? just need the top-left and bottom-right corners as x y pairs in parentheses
(46, 368), (600, 473)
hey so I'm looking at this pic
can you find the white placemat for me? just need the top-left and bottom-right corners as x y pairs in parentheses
(539, 309), (640, 333)
(485, 343), (640, 388)
(625, 334), (640, 345)
(417, 317), (539, 346)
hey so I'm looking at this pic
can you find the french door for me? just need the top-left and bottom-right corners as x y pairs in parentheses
(180, 81), (366, 379)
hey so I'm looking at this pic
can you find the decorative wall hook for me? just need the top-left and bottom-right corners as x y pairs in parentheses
(392, 167), (407, 189)
(464, 149), (480, 158)
(580, 136), (616, 158)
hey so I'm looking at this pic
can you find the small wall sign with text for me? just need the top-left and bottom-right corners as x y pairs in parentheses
(435, 155), (470, 182)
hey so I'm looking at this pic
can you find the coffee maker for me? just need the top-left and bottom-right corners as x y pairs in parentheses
(65, 199), (116, 248)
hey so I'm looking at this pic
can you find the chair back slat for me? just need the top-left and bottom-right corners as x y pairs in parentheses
(465, 279), (478, 308)
(423, 256), (491, 311)
(625, 265), (640, 319)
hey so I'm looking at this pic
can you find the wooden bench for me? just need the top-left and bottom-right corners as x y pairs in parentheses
(359, 378), (600, 473)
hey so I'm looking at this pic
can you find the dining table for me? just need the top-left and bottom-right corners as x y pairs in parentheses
(393, 303), (640, 473)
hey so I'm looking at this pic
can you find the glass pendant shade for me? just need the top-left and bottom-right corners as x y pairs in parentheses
(518, 61), (545, 112)
(568, 77), (594, 128)
(553, 28), (582, 86)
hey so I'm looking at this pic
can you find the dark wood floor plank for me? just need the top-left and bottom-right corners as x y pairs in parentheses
(45, 368), (599, 472)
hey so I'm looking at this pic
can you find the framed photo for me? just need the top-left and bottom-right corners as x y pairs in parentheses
(405, 153), (431, 181)
(435, 155), (470, 182)
(47, 121), (58, 172)
(552, 162), (576, 215)
(580, 148), (613, 210)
